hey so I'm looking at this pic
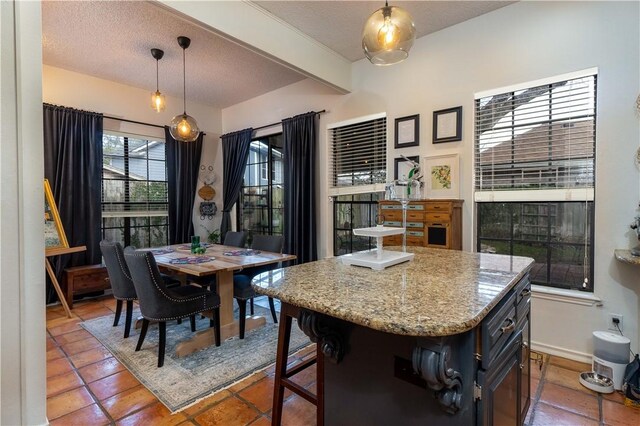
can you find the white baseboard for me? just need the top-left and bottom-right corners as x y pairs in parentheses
(531, 340), (592, 364)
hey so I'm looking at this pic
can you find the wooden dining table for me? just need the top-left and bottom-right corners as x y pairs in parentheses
(148, 243), (296, 357)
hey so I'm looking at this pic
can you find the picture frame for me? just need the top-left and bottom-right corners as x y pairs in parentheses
(433, 106), (462, 143)
(394, 155), (419, 180)
(44, 179), (69, 249)
(394, 114), (420, 148)
(423, 154), (460, 199)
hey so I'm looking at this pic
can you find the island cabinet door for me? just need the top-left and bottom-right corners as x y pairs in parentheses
(476, 330), (523, 426)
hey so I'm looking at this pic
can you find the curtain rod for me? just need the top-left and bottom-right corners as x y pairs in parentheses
(252, 109), (326, 132)
(104, 115), (207, 136)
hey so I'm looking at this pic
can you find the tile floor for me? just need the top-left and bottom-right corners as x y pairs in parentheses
(46, 295), (639, 425)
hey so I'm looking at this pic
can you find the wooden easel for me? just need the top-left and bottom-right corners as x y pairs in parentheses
(45, 246), (86, 318)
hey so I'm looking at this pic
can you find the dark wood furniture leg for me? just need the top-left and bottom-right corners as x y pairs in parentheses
(136, 319), (149, 351)
(124, 300), (134, 338)
(158, 321), (166, 367)
(271, 302), (322, 426)
(268, 297), (278, 323)
(113, 299), (123, 326)
(238, 299), (247, 339)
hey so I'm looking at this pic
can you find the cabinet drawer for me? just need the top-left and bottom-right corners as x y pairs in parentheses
(380, 210), (402, 221)
(481, 290), (517, 369)
(406, 222), (423, 229)
(383, 221), (402, 227)
(425, 212), (450, 222)
(407, 230), (424, 237)
(72, 272), (110, 292)
(383, 235), (402, 245)
(407, 237), (423, 246)
(406, 211), (424, 221)
(425, 202), (452, 213)
(514, 274), (531, 305)
(407, 204), (425, 211)
(380, 204), (401, 210)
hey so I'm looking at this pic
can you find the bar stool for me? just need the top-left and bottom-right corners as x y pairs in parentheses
(271, 302), (323, 426)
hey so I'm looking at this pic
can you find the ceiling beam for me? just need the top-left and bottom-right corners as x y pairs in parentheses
(156, 0), (352, 94)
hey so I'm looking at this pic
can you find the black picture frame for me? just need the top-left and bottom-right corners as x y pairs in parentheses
(394, 156), (419, 180)
(433, 106), (462, 143)
(394, 114), (420, 148)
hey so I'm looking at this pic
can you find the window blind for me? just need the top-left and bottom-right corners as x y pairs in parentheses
(101, 134), (169, 217)
(474, 73), (597, 202)
(328, 113), (387, 195)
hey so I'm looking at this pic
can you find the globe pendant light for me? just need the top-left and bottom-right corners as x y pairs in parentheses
(169, 36), (200, 142)
(150, 48), (166, 112)
(362, 1), (416, 66)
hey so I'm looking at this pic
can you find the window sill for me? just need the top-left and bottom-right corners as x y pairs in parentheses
(531, 285), (602, 307)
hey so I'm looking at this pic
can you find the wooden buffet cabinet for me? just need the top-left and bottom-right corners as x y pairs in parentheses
(379, 199), (463, 250)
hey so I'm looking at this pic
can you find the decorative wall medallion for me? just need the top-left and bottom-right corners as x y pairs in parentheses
(198, 185), (215, 201)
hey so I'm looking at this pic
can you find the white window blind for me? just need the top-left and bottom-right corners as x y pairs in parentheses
(328, 113), (387, 195)
(474, 72), (597, 202)
(101, 134), (168, 217)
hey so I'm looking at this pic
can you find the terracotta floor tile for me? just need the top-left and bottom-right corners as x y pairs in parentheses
(77, 357), (126, 384)
(47, 371), (84, 398)
(48, 319), (83, 336)
(101, 385), (158, 421)
(47, 346), (66, 362)
(281, 393), (316, 426)
(602, 390), (626, 404)
(229, 370), (267, 393)
(54, 328), (92, 345)
(182, 390), (232, 416)
(46, 386), (95, 420)
(602, 398), (640, 426)
(49, 403), (110, 426)
(531, 402), (598, 426)
(539, 382), (599, 420)
(46, 336), (59, 351)
(102, 298), (119, 312)
(289, 363), (316, 389)
(47, 357), (75, 378)
(47, 309), (67, 321)
(239, 376), (278, 413)
(194, 396), (261, 426)
(548, 355), (591, 372)
(545, 365), (597, 395)
(78, 306), (115, 320)
(69, 346), (112, 369)
(89, 370), (141, 401)
(531, 377), (540, 396)
(116, 402), (186, 426)
(530, 362), (544, 380)
(61, 336), (103, 355)
(249, 416), (271, 426)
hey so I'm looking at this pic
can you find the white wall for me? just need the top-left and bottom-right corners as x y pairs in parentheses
(1, 1), (47, 424)
(43, 65), (225, 241)
(222, 1), (640, 359)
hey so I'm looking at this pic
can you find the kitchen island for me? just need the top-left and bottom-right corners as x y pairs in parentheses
(253, 247), (534, 425)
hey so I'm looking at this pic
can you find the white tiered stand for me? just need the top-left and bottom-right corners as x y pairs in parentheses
(340, 225), (414, 270)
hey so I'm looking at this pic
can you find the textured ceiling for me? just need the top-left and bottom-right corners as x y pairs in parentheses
(253, 1), (515, 62)
(42, 0), (307, 109)
(42, 1), (515, 109)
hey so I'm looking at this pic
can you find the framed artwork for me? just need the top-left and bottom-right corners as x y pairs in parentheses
(44, 179), (69, 249)
(394, 114), (420, 148)
(394, 156), (419, 180)
(423, 154), (460, 199)
(433, 106), (462, 143)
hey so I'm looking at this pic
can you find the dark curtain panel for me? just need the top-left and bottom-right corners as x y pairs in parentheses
(221, 128), (253, 241)
(165, 127), (203, 244)
(282, 112), (318, 264)
(43, 103), (103, 302)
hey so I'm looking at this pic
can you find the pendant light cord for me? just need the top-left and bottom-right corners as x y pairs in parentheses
(156, 59), (159, 92)
(182, 47), (187, 115)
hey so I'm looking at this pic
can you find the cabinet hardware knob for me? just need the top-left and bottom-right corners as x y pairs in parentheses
(519, 363), (525, 370)
(500, 318), (516, 333)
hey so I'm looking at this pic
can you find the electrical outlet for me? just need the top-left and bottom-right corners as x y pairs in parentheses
(608, 313), (623, 332)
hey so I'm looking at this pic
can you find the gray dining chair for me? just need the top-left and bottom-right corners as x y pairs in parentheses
(100, 240), (181, 338)
(124, 248), (221, 367)
(234, 234), (283, 339)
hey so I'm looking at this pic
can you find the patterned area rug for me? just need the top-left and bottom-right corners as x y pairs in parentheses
(81, 305), (310, 413)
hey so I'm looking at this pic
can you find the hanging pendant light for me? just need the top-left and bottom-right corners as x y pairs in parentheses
(169, 36), (200, 142)
(362, 1), (416, 66)
(150, 48), (166, 112)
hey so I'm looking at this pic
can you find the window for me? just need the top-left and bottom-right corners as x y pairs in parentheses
(328, 113), (387, 254)
(474, 70), (596, 291)
(101, 133), (169, 247)
(237, 134), (284, 243)
(333, 193), (382, 256)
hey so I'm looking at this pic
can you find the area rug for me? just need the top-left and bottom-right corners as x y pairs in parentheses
(81, 305), (310, 413)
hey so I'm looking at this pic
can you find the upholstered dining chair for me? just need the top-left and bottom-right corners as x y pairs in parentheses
(100, 240), (181, 338)
(234, 234), (283, 339)
(124, 248), (221, 367)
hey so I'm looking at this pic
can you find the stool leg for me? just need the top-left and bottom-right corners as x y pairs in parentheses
(113, 300), (122, 327)
(271, 307), (293, 426)
(316, 341), (324, 426)
(268, 297), (278, 323)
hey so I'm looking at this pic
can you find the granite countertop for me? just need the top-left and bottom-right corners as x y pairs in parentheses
(252, 247), (533, 337)
(614, 249), (640, 266)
